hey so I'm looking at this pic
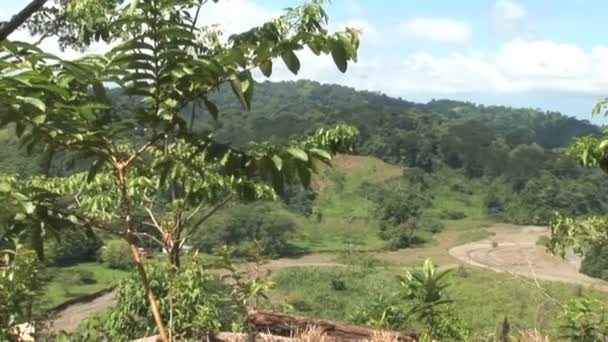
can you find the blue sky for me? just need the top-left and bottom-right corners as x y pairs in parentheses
(3, 0), (608, 121)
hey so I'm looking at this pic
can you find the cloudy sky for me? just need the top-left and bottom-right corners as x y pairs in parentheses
(2, 0), (607, 121)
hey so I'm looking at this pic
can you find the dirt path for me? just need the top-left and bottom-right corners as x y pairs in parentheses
(448, 225), (608, 292)
(52, 224), (608, 332)
(51, 292), (116, 333)
(50, 254), (344, 333)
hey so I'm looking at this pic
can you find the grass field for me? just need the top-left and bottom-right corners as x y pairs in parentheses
(38, 262), (128, 311)
(290, 155), (494, 253)
(269, 265), (607, 337)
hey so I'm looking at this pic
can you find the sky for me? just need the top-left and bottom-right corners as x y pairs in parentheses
(2, 0), (608, 122)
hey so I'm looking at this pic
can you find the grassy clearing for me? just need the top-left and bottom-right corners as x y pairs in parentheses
(38, 262), (128, 310)
(292, 155), (401, 252)
(291, 156), (494, 253)
(269, 266), (606, 337)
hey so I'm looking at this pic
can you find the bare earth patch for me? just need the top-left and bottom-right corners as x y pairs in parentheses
(448, 224), (608, 292)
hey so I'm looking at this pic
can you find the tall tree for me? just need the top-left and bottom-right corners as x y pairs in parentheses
(0, 0), (360, 339)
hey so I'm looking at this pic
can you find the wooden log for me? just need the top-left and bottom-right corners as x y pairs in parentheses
(246, 309), (417, 341)
(132, 310), (418, 341)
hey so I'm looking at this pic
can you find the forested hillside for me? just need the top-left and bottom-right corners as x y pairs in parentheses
(3, 79), (606, 231)
(186, 80), (608, 227)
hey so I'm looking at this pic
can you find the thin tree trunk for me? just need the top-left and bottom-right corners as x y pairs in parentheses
(117, 166), (169, 342)
(0, 0), (48, 41)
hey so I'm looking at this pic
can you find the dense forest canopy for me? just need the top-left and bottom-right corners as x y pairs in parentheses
(3, 79), (606, 233)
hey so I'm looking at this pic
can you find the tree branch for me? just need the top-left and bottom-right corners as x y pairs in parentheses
(0, 0), (48, 41)
(188, 194), (232, 236)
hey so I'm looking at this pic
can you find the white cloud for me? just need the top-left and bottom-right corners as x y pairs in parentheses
(259, 38), (608, 100)
(196, 0), (278, 36)
(494, 0), (527, 22)
(492, 0), (531, 38)
(400, 18), (471, 44)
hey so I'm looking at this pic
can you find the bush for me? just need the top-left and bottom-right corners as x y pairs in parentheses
(351, 294), (408, 329)
(439, 210), (466, 220)
(97, 260), (239, 340)
(47, 228), (103, 266)
(101, 240), (134, 270)
(330, 278), (347, 291)
(74, 270), (97, 284)
(420, 214), (444, 233)
(191, 202), (296, 258)
(581, 243), (608, 280)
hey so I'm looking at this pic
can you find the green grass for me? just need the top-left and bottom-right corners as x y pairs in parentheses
(290, 157), (494, 252)
(426, 168), (492, 231)
(269, 266), (606, 337)
(291, 156), (400, 252)
(38, 262), (128, 310)
(456, 229), (495, 244)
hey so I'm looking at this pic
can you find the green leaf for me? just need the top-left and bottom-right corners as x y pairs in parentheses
(230, 72), (255, 111)
(259, 60), (272, 77)
(309, 148), (332, 160)
(272, 155), (282, 171)
(32, 114), (46, 124)
(296, 164), (312, 188)
(17, 96), (45, 112)
(22, 201), (36, 215)
(281, 50), (300, 75)
(286, 147), (308, 162)
(331, 42), (348, 73)
(230, 78), (247, 110)
(204, 99), (219, 120)
(0, 182), (10, 192)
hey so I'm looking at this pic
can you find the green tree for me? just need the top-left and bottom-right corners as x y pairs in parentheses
(191, 202), (296, 258)
(0, 0), (360, 339)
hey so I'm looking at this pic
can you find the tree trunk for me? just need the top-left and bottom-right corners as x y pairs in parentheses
(246, 310), (418, 341)
(170, 244), (181, 268)
(0, 0), (48, 41)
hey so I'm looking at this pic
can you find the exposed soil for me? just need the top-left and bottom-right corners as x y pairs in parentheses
(50, 292), (116, 333)
(448, 224), (608, 292)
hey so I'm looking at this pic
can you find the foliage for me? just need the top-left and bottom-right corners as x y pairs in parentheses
(351, 294), (408, 329)
(0, 247), (41, 340)
(191, 202), (296, 258)
(91, 253), (273, 340)
(46, 228), (102, 266)
(398, 259), (458, 339)
(271, 265), (608, 337)
(581, 243), (608, 280)
(369, 177), (431, 250)
(101, 240), (134, 270)
(559, 298), (608, 341)
(1, 0), (361, 338)
(97, 260), (227, 340)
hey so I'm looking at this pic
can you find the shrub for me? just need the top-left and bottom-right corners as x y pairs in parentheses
(97, 260), (240, 340)
(74, 270), (97, 284)
(330, 278), (347, 291)
(101, 240), (134, 270)
(47, 228), (103, 266)
(581, 243), (608, 280)
(351, 294), (408, 329)
(420, 214), (444, 233)
(191, 202), (296, 258)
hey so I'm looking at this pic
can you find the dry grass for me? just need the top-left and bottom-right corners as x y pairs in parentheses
(254, 325), (405, 341)
(516, 329), (550, 342)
